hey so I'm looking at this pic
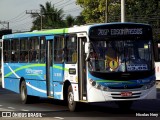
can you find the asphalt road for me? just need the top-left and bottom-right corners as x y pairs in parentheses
(0, 87), (160, 120)
(0, 75), (160, 120)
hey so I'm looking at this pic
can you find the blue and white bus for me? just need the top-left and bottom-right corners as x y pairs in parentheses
(1, 23), (156, 111)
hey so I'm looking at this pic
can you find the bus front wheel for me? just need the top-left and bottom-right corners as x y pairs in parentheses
(68, 85), (77, 112)
(20, 81), (31, 104)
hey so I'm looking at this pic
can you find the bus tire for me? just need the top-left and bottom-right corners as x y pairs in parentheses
(20, 81), (31, 104)
(68, 85), (77, 112)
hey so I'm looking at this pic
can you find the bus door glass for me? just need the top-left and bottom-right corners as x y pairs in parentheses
(53, 36), (65, 99)
(78, 37), (87, 100)
(45, 36), (54, 97)
(64, 34), (78, 97)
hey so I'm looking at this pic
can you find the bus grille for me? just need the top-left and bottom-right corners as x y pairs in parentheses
(111, 92), (141, 99)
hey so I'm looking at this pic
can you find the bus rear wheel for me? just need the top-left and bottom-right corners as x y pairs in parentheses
(68, 85), (77, 112)
(20, 81), (31, 104)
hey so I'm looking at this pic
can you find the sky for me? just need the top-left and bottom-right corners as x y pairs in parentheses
(0, 0), (82, 32)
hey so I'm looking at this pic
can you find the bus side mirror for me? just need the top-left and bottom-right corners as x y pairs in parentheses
(85, 42), (90, 54)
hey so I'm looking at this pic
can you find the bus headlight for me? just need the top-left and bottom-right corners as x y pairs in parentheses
(89, 79), (96, 86)
(89, 79), (109, 91)
(142, 80), (156, 90)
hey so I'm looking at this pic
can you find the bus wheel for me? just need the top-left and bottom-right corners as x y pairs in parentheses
(20, 81), (31, 104)
(68, 85), (77, 112)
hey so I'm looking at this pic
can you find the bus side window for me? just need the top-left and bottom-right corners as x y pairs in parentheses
(20, 38), (28, 62)
(29, 37), (39, 62)
(11, 39), (19, 62)
(54, 36), (64, 63)
(66, 34), (77, 63)
(3, 40), (10, 62)
(40, 36), (46, 63)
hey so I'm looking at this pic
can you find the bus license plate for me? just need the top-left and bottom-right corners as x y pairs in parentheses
(121, 92), (132, 97)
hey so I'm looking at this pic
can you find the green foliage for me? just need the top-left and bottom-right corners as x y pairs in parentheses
(125, 0), (160, 41)
(74, 14), (86, 25)
(76, 0), (106, 23)
(76, 0), (160, 23)
(31, 2), (65, 30)
(76, 0), (160, 41)
(65, 15), (75, 27)
(76, 0), (122, 23)
(126, 0), (160, 22)
(32, 0), (160, 41)
(64, 14), (86, 27)
(31, 1), (86, 30)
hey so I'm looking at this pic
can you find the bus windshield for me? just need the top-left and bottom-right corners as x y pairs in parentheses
(88, 39), (153, 72)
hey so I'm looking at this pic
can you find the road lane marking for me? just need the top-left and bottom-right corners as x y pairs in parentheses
(21, 109), (29, 111)
(0, 108), (14, 111)
(7, 107), (15, 109)
(54, 117), (64, 119)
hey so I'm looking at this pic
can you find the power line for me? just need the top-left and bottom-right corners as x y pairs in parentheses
(10, 15), (31, 23)
(0, 21), (9, 29)
(26, 10), (42, 30)
(54, 0), (65, 5)
(11, 19), (32, 31)
(0, 24), (8, 29)
(25, 10), (56, 30)
(10, 19), (32, 27)
(55, 0), (70, 7)
(59, 1), (76, 9)
(64, 7), (81, 12)
(3, 0), (81, 32)
(6, 11), (26, 22)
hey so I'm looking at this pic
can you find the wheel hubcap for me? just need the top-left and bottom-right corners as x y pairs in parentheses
(68, 92), (74, 106)
(21, 86), (25, 100)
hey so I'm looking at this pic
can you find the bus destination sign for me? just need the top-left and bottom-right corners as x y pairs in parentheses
(89, 24), (152, 39)
(98, 28), (143, 36)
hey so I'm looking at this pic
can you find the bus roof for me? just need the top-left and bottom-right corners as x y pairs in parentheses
(2, 28), (69, 39)
(2, 22), (151, 39)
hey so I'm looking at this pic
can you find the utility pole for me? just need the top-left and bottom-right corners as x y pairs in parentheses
(0, 21), (9, 29)
(26, 10), (42, 30)
(105, 0), (108, 23)
(121, 0), (125, 22)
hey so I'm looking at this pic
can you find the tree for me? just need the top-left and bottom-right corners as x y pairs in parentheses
(31, 2), (65, 30)
(31, 1), (85, 30)
(76, 0), (121, 23)
(76, 0), (106, 23)
(74, 14), (86, 25)
(125, 0), (160, 22)
(76, 0), (160, 23)
(65, 15), (75, 27)
(65, 14), (86, 27)
(76, 0), (160, 40)
(125, 0), (160, 41)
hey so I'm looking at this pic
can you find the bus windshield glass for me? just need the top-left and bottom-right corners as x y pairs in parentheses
(88, 39), (152, 72)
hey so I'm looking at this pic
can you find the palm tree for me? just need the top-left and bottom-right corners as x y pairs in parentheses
(65, 15), (75, 27)
(65, 14), (86, 27)
(75, 14), (85, 25)
(31, 2), (65, 30)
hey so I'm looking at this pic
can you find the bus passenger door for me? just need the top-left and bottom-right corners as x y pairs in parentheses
(52, 36), (65, 99)
(64, 34), (87, 101)
(78, 37), (87, 101)
(45, 36), (54, 97)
